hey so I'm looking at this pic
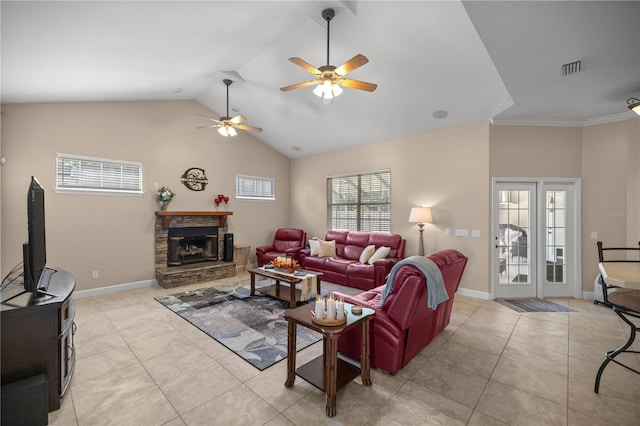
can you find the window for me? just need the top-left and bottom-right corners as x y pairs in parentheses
(56, 153), (143, 195)
(327, 169), (391, 231)
(236, 175), (275, 201)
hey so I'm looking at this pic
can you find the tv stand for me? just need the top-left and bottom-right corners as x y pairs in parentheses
(1, 268), (76, 413)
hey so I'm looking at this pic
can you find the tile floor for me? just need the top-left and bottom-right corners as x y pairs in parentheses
(49, 273), (640, 425)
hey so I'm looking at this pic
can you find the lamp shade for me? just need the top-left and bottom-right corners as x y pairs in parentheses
(628, 98), (640, 116)
(409, 207), (433, 224)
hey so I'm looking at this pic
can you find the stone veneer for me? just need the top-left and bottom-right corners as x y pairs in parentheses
(154, 212), (236, 288)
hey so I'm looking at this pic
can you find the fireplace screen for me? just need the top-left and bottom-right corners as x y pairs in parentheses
(167, 226), (218, 266)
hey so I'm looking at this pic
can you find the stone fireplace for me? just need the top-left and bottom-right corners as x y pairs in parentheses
(154, 211), (235, 288)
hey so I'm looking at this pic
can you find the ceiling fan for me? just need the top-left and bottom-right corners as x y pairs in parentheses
(198, 79), (262, 137)
(280, 8), (377, 103)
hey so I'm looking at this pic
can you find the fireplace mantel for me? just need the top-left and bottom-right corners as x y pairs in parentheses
(155, 211), (232, 230)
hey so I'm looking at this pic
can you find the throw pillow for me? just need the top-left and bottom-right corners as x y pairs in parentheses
(309, 239), (320, 256)
(359, 244), (376, 263)
(319, 239), (337, 257)
(368, 246), (390, 264)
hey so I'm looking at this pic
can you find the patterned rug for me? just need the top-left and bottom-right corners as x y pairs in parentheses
(496, 298), (576, 313)
(154, 284), (320, 370)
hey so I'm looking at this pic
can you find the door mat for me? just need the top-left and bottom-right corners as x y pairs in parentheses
(496, 298), (576, 313)
(154, 283), (320, 371)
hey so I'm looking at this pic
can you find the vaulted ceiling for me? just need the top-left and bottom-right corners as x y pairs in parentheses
(2, 1), (639, 158)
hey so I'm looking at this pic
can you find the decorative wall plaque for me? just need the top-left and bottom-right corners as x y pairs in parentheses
(180, 167), (208, 191)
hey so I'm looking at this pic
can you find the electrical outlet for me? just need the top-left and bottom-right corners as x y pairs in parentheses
(92, 271), (99, 279)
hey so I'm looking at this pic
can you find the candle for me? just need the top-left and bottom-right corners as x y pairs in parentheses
(336, 297), (344, 320)
(326, 293), (336, 321)
(315, 297), (324, 319)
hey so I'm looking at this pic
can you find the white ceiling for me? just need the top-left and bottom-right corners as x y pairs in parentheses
(2, 1), (639, 158)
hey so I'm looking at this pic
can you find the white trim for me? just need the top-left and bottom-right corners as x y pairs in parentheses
(583, 291), (595, 300)
(72, 279), (156, 299)
(456, 287), (491, 300)
(491, 111), (635, 128)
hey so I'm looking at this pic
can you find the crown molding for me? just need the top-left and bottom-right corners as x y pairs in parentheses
(491, 110), (637, 128)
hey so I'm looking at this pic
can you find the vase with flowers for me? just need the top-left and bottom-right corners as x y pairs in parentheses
(270, 256), (300, 274)
(157, 186), (174, 211)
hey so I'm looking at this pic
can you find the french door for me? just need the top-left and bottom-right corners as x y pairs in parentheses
(493, 179), (581, 299)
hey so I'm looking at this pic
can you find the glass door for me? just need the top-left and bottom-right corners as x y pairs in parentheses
(542, 183), (575, 297)
(494, 183), (537, 298)
(493, 180), (580, 299)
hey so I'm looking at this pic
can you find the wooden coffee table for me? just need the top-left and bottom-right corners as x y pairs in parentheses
(248, 267), (322, 308)
(284, 302), (374, 417)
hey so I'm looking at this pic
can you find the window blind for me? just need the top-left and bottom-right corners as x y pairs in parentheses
(236, 175), (275, 201)
(56, 153), (143, 195)
(327, 170), (391, 231)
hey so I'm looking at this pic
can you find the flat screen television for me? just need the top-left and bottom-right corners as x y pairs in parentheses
(23, 176), (48, 293)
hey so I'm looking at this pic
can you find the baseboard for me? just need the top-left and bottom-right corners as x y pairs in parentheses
(456, 287), (491, 300)
(72, 279), (157, 299)
(582, 291), (595, 300)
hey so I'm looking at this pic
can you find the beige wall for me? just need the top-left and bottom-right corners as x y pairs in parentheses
(582, 119), (640, 283)
(291, 121), (491, 295)
(2, 99), (636, 298)
(491, 120), (639, 292)
(1, 101), (291, 291)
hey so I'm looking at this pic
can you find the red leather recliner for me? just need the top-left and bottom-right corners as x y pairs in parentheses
(256, 228), (307, 267)
(333, 249), (468, 375)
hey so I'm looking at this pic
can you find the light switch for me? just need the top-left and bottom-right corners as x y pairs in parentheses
(455, 229), (469, 237)
(591, 231), (598, 240)
(445, 228), (451, 236)
(471, 230), (481, 238)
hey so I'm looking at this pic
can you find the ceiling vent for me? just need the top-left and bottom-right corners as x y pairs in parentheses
(561, 60), (582, 76)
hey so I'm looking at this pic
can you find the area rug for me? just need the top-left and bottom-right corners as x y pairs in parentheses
(496, 298), (576, 313)
(155, 284), (320, 370)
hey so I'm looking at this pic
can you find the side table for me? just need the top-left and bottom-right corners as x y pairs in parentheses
(233, 244), (251, 273)
(283, 302), (374, 417)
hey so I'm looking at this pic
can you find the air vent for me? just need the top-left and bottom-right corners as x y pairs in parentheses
(561, 60), (582, 76)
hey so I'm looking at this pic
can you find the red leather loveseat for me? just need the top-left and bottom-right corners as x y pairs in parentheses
(333, 249), (468, 375)
(299, 230), (406, 290)
(256, 228), (307, 267)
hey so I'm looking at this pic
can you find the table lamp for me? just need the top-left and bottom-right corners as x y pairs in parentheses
(409, 207), (433, 256)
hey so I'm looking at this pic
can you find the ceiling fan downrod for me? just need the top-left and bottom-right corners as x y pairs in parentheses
(322, 8), (335, 67)
(223, 79), (232, 117)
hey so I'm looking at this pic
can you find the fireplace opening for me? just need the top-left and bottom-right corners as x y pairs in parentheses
(167, 226), (218, 266)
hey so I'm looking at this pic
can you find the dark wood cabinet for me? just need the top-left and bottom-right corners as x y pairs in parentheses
(1, 268), (76, 412)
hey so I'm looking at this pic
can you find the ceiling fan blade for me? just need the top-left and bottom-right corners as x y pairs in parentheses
(280, 80), (317, 92)
(288, 57), (321, 75)
(230, 115), (246, 124)
(196, 124), (221, 129)
(196, 113), (221, 122)
(340, 79), (378, 92)
(335, 54), (369, 76)
(235, 124), (263, 133)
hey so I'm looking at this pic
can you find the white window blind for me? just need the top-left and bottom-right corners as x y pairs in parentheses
(327, 169), (391, 232)
(236, 175), (275, 201)
(56, 153), (143, 195)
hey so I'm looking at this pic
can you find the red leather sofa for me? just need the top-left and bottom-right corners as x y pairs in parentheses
(299, 230), (406, 290)
(333, 249), (468, 375)
(255, 228), (307, 267)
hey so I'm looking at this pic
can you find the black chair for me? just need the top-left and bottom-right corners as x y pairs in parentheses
(593, 241), (640, 394)
(594, 240), (640, 307)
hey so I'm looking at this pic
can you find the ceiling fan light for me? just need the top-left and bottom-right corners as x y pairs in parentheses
(332, 83), (343, 97)
(313, 84), (324, 97)
(228, 126), (237, 137)
(218, 125), (231, 137)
